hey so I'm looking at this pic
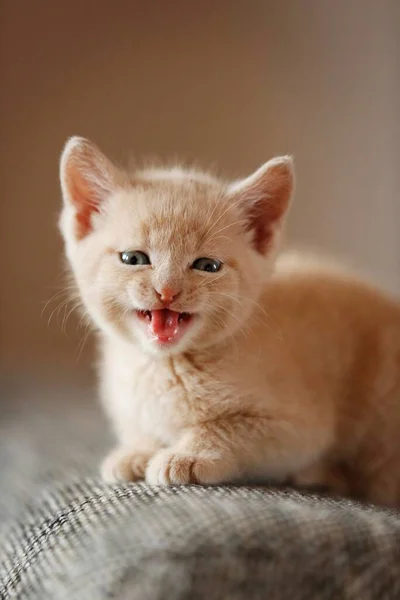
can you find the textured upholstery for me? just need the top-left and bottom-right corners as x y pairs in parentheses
(1, 374), (400, 599)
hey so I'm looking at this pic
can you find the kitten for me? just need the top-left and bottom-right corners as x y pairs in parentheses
(59, 137), (400, 507)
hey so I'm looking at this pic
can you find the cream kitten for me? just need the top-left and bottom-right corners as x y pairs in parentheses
(59, 137), (400, 507)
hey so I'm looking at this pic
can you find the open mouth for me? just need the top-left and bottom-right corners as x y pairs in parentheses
(136, 309), (194, 345)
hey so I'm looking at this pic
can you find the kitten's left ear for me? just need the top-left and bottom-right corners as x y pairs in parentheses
(228, 156), (294, 254)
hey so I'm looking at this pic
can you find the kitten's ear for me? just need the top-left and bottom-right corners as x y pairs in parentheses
(60, 137), (124, 240)
(228, 156), (294, 254)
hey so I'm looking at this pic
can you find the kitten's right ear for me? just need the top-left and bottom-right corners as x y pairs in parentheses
(60, 137), (124, 240)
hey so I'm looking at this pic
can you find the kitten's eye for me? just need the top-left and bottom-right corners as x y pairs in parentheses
(120, 251), (151, 266)
(192, 257), (222, 273)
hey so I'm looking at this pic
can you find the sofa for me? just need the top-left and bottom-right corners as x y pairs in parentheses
(1, 372), (399, 599)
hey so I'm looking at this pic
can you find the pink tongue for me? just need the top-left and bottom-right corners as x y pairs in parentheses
(151, 309), (180, 341)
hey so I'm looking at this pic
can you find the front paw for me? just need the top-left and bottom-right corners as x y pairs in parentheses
(101, 447), (153, 483)
(145, 450), (229, 485)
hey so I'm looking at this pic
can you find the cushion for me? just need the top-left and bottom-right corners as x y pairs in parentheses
(1, 373), (400, 599)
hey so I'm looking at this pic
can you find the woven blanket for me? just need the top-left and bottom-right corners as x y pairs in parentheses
(1, 373), (399, 599)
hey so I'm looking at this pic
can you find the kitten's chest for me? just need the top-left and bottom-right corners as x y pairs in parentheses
(122, 356), (213, 443)
(103, 340), (263, 445)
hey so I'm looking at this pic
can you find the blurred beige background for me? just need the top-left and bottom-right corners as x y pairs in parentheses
(1, 0), (398, 376)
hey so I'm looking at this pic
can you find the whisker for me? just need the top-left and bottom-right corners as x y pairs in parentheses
(202, 304), (240, 358)
(204, 194), (245, 235)
(197, 271), (228, 289)
(208, 219), (248, 239)
(202, 299), (251, 341)
(61, 300), (85, 333)
(201, 193), (229, 237)
(76, 328), (93, 361)
(41, 288), (78, 319)
(47, 297), (80, 328)
(204, 218), (249, 249)
(207, 291), (284, 341)
(202, 195), (248, 249)
(76, 310), (92, 331)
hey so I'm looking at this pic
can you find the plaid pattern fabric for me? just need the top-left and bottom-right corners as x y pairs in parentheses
(1, 373), (400, 600)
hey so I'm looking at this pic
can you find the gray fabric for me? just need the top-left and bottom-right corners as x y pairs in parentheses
(1, 373), (400, 599)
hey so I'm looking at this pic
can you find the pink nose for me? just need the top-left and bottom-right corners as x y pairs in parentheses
(156, 287), (180, 304)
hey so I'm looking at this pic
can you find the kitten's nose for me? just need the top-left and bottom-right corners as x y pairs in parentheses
(156, 287), (180, 305)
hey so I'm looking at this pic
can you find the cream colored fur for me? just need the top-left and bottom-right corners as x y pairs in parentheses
(59, 137), (400, 507)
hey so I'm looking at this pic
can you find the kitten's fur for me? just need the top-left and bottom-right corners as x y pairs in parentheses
(60, 137), (400, 507)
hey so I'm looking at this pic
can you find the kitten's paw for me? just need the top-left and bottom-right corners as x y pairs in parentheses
(145, 450), (228, 485)
(101, 447), (152, 483)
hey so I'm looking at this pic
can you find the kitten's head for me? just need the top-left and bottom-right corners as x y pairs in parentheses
(59, 137), (294, 355)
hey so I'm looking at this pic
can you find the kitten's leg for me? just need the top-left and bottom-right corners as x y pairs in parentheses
(146, 443), (239, 486)
(101, 437), (162, 483)
(146, 414), (332, 486)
